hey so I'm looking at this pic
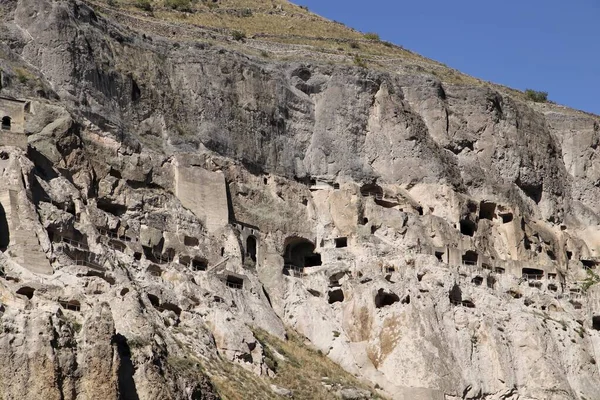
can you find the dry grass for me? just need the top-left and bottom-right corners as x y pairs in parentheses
(92, 0), (432, 62)
(169, 328), (385, 400)
(88, 0), (598, 116)
(251, 328), (385, 400)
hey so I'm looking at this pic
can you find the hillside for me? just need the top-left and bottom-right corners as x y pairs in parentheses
(0, 0), (599, 399)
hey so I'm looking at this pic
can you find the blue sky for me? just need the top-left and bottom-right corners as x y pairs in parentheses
(296, 0), (600, 115)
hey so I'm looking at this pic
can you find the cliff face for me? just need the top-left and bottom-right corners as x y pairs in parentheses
(1, 0), (600, 399)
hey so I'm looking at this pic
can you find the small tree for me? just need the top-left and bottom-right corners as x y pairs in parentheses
(524, 89), (548, 103)
(353, 55), (367, 68)
(232, 30), (246, 41)
(164, 0), (192, 11)
(364, 32), (380, 41)
(135, 0), (153, 11)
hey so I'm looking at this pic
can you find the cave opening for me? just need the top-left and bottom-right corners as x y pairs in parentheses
(460, 219), (477, 236)
(374, 289), (400, 308)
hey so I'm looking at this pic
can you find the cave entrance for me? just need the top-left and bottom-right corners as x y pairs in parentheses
(1, 116), (11, 131)
(59, 299), (81, 312)
(581, 259), (599, 270)
(375, 289), (400, 308)
(435, 251), (444, 262)
(335, 237), (348, 248)
(192, 257), (207, 272)
(16, 286), (35, 299)
(522, 268), (544, 280)
(284, 237), (321, 268)
(459, 219), (477, 236)
(328, 288), (344, 304)
(471, 276), (483, 286)
(226, 275), (244, 289)
(246, 235), (257, 262)
(0, 201), (9, 251)
(147, 264), (162, 277)
(593, 316), (600, 331)
(479, 201), (496, 220)
(462, 251), (478, 266)
(449, 284), (462, 305)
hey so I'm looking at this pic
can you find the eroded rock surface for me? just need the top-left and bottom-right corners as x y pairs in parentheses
(0, 1), (599, 399)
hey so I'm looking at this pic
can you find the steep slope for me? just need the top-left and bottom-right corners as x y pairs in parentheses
(0, 0), (599, 399)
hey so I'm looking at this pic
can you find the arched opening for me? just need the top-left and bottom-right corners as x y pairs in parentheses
(161, 302), (182, 317)
(284, 237), (321, 268)
(1, 116), (11, 130)
(246, 235), (257, 262)
(449, 284), (462, 305)
(360, 183), (383, 199)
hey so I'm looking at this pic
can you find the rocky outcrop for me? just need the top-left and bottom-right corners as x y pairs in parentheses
(0, 0), (599, 399)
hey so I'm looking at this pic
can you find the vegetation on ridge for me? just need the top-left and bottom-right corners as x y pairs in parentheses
(88, 0), (593, 120)
(169, 327), (384, 399)
(524, 89), (549, 103)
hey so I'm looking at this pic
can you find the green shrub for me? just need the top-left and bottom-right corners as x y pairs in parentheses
(582, 268), (600, 292)
(364, 32), (380, 41)
(240, 8), (252, 17)
(353, 55), (367, 68)
(232, 30), (246, 41)
(204, 0), (218, 9)
(135, 0), (153, 11)
(524, 89), (548, 103)
(14, 68), (31, 84)
(164, 0), (192, 11)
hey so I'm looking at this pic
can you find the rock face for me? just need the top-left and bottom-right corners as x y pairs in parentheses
(0, 0), (600, 399)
